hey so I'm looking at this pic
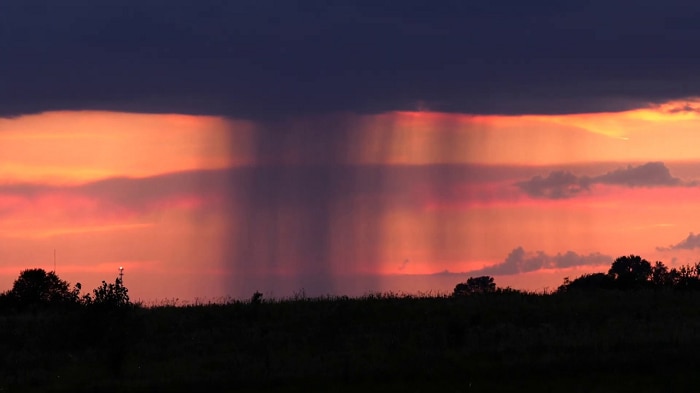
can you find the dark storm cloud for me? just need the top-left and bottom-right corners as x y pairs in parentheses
(468, 247), (611, 276)
(3, 0), (700, 118)
(517, 162), (691, 199)
(657, 233), (700, 251)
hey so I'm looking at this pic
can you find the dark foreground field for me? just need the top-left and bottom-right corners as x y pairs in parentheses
(3, 290), (700, 392)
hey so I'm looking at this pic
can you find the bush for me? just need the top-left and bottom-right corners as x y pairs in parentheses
(90, 278), (130, 307)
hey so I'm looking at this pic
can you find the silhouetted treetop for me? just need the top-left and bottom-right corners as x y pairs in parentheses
(608, 255), (652, 288)
(454, 276), (496, 296)
(10, 268), (80, 307)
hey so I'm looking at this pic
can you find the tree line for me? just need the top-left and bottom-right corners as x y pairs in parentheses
(5, 255), (694, 310)
(454, 255), (700, 295)
(0, 268), (131, 311)
(559, 254), (700, 291)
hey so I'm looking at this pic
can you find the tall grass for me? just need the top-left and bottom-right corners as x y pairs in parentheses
(2, 290), (700, 392)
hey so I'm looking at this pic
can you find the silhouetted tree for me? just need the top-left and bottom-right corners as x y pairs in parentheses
(669, 262), (700, 290)
(651, 261), (671, 287)
(608, 255), (652, 289)
(453, 276), (496, 296)
(10, 268), (81, 308)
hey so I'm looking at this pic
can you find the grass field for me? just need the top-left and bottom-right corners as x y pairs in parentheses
(3, 289), (700, 392)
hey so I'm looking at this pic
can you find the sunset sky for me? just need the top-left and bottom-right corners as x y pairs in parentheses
(3, 1), (700, 301)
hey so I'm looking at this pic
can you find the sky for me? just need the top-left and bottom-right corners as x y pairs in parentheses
(3, 1), (700, 301)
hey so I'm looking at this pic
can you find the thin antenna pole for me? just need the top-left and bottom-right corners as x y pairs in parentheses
(53, 249), (56, 272)
(119, 266), (124, 283)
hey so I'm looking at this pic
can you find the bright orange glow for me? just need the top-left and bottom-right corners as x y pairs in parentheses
(347, 100), (700, 165)
(3, 101), (700, 299)
(0, 111), (254, 185)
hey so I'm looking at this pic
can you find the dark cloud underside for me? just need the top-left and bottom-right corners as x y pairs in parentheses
(3, 0), (700, 118)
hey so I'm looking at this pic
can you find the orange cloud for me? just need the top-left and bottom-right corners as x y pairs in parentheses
(0, 111), (253, 185)
(532, 98), (700, 138)
(339, 100), (700, 166)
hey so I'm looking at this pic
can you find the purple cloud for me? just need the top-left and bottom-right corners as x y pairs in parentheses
(594, 162), (684, 187)
(657, 232), (700, 251)
(517, 162), (692, 199)
(468, 247), (612, 275)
